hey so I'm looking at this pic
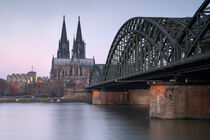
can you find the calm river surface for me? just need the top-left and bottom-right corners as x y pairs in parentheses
(0, 103), (210, 140)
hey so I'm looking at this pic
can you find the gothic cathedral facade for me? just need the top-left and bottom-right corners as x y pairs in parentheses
(50, 16), (94, 87)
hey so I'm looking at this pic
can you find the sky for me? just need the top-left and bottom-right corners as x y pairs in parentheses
(0, 0), (204, 79)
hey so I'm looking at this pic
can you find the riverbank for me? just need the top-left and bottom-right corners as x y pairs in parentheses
(0, 88), (93, 103)
(0, 97), (92, 103)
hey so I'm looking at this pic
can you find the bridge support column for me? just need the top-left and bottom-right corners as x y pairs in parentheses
(128, 89), (150, 106)
(150, 84), (210, 119)
(92, 90), (128, 105)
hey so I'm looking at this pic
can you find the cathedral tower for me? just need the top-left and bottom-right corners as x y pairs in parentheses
(57, 16), (70, 59)
(72, 16), (86, 59)
(51, 16), (94, 86)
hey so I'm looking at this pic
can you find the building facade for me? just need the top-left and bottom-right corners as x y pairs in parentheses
(7, 71), (38, 95)
(7, 71), (62, 96)
(50, 16), (94, 87)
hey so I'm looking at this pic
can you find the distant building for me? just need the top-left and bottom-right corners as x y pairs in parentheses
(7, 71), (55, 96)
(7, 71), (38, 95)
(50, 16), (94, 87)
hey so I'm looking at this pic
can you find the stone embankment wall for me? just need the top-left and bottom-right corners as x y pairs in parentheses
(0, 97), (91, 103)
(92, 89), (150, 105)
(92, 90), (128, 104)
(150, 85), (210, 119)
(0, 98), (59, 103)
(0, 88), (92, 103)
(64, 88), (92, 103)
(128, 89), (150, 106)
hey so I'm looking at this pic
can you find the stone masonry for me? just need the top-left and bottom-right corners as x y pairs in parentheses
(92, 90), (129, 105)
(150, 84), (210, 119)
(128, 89), (150, 105)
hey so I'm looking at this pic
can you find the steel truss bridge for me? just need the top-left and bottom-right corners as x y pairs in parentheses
(89, 0), (210, 90)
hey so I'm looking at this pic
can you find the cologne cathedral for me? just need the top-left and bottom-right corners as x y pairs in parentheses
(50, 16), (94, 87)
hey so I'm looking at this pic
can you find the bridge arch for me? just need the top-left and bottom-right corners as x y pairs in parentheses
(89, 0), (210, 88)
(103, 17), (185, 81)
(177, 0), (210, 57)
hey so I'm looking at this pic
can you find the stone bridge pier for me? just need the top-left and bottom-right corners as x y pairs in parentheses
(92, 89), (150, 106)
(91, 84), (210, 120)
(150, 84), (210, 119)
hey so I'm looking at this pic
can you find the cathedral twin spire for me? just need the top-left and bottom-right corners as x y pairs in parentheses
(57, 16), (85, 59)
(57, 16), (70, 59)
(76, 16), (83, 42)
(61, 16), (68, 42)
(72, 16), (86, 59)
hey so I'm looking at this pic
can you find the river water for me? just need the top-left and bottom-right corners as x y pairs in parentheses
(0, 103), (210, 140)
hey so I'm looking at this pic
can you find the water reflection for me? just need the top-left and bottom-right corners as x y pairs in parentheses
(0, 103), (210, 140)
(150, 119), (210, 140)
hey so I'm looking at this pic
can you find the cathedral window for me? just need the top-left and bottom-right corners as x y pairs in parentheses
(70, 67), (72, 76)
(63, 70), (65, 78)
(54, 70), (57, 78)
(58, 69), (60, 79)
(76, 66), (78, 77)
(79, 48), (81, 56)
(80, 66), (82, 76)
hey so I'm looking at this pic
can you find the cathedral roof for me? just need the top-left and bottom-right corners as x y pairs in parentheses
(53, 58), (94, 66)
(53, 59), (70, 65)
(72, 58), (94, 65)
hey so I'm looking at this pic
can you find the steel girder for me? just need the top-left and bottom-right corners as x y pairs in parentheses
(103, 17), (186, 81)
(178, 0), (210, 57)
(150, 17), (193, 40)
